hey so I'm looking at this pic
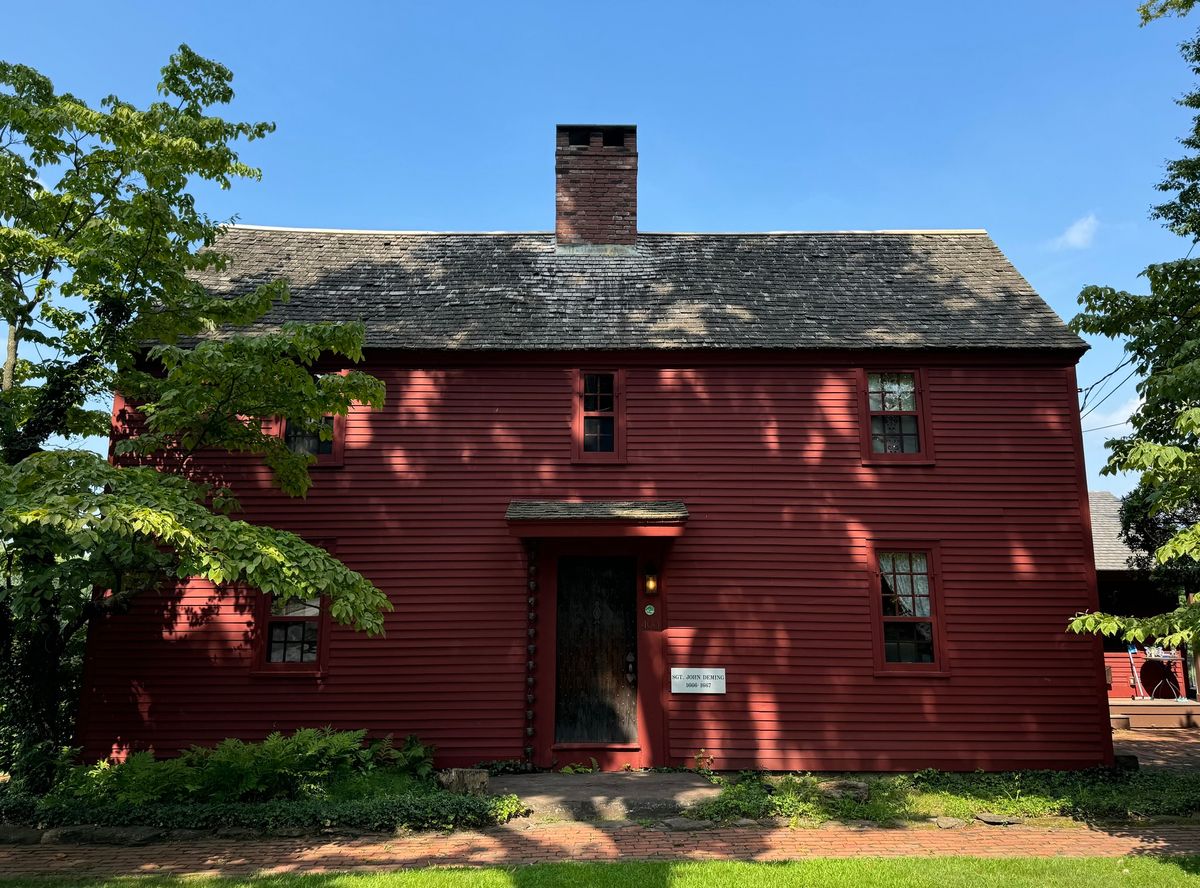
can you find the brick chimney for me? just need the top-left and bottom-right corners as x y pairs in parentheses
(555, 124), (637, 247)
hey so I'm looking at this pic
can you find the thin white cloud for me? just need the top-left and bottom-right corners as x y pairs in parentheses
(1050, 214), (1099, 251)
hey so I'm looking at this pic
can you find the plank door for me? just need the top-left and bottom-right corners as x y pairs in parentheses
(554, 556), (638, 744)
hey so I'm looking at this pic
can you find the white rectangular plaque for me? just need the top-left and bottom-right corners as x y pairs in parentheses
(670, 667), (726, 694)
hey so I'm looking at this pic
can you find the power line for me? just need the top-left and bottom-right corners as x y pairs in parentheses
(1082, 420), (1131, 434)
(1079, 356), (1135, 414)
(1080, 366), (1139, 420)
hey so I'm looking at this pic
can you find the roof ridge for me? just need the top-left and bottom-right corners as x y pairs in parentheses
(224, 224), (990, 237)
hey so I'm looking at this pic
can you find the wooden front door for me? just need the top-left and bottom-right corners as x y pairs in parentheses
(554, 556), (639, 744)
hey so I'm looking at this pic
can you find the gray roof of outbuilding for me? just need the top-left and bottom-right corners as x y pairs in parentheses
(1090, 491), (1136, 572)
(193, 226), (1085, 353)
(506, 500), (689, 522)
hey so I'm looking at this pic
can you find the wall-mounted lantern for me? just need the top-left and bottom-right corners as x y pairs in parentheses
(644, 564), (660, 595)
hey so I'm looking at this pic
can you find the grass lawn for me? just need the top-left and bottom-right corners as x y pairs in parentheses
(3, 859), (1200, 887)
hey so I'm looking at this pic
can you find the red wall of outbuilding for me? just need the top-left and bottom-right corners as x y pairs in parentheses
(79, 351), (1113, 771)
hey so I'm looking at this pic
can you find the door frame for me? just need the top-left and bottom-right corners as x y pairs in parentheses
(533, 539), (669, 770)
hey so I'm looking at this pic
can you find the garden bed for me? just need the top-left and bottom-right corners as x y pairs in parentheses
(0, 729), (527, 842)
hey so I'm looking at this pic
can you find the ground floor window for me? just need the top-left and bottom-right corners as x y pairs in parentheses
(875, 547), (942, 668)
(266, 597), (322, 663)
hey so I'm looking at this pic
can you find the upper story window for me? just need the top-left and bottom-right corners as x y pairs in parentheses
(583, 373), (616, 452)
(868, 373), (919, 454)
(573, 370), (625, 463)
(860, 370), (933, 464)
(285, 416), (335, 457)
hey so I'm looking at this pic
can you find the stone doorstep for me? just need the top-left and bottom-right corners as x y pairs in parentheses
(489, 771), (722, 822)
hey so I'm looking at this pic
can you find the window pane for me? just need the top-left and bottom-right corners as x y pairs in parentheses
(266, 618), (320, 664)
(867, 373), (916, 413)
(285, 416), (335, 457)
(883, 622), (935, 663)
(272, 597), (321, 617)
(583, 374), (615, 414)
(870, 415), (921, 454)
(583, 415), (615, 452)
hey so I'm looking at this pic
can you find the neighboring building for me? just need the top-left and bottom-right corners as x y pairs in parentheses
(1091, 490), (1195, 727)
(81, 125), (1113, 771)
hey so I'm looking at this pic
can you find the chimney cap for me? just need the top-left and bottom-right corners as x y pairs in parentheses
(555, 123), (637, 130)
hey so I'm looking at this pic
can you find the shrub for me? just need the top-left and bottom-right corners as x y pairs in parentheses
(685, 773), (823, 821)
(30, 791), (527, 832)
(0, 782), (37, 825)
(49, 728), (437, 807)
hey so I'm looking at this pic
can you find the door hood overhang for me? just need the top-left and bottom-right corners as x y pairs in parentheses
(506, 499), (688, 538)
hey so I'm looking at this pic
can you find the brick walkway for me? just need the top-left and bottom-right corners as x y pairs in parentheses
(3, 822), (1200, 878)
(1114, 728), (1200, 769)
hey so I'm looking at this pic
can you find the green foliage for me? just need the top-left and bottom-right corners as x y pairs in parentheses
(118, 327), (385, 499)
(1068, 24), (1200, 646)
(1139, 0), (1197, 25)
(473, 759), (531, 776)
(0, 47), (391, 787)
(28, 791), (527, 833)
(685, 767), (1200, 824)
(0, 781), (37, 825)
(47, 729), (430, 807)
(1070, 261), (1200, 645)
(559, 757), (599, 774)
(0, 729), (519, 835)
(1, 453), (391, 634)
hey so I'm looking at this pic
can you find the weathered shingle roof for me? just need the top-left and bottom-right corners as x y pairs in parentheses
(194, 227), (1085, 352)
(1090, 491), (1135, 572)
(506, 500), (689, 522)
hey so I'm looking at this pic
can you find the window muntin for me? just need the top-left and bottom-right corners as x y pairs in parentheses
(266, 597), (321, 664)
(879, 551), (935, 664)
(867, 372), (921, 455)
(582, 373), (616, 454)
(284, 416), (335, 457)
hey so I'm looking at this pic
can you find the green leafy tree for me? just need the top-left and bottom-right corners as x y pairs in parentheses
(1069, 24), (1200, 645)
(1139, 0), (1198, 25)
(0, 47), (389, 788)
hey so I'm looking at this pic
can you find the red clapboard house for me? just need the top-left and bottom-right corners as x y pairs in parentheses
(80, 124), (1114, 772)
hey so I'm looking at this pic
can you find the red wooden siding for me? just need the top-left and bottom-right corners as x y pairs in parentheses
(79, 353), (1112, 771)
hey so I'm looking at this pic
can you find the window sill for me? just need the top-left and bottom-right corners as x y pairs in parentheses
(861, 456), (935, 467)
(571, 457), (628, 466)
(873, 669), (951, 679)
(249, 667), (326, 679)
(553, 743), (640, 751)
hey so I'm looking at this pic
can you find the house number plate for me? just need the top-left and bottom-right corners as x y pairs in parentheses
(670, 667), (726, 694)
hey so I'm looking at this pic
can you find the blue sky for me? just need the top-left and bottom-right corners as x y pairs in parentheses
(4, 0), (1195, 492)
